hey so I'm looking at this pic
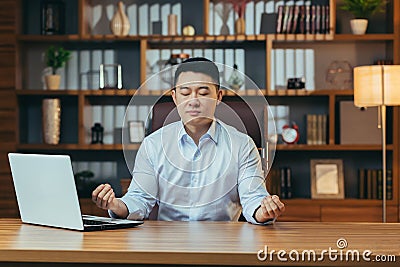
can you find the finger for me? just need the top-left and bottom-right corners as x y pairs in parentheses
(272, 195), (285, 211)
(263, 197), (279, 218)
(91, 184), (105, 202)
(261, 197), (274, 219)
(96, 186), (111, 207)
(101, 189), (113, 209)
(97, 184), (111, 201)
(108, 192), (115, 204)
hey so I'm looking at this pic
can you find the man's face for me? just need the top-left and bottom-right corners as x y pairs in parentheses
(172, 71), (222, 127)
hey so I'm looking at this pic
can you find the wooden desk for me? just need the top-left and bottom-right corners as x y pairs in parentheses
(0, 219), (399, 266)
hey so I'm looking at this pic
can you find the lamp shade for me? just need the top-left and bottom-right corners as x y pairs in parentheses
(354, 65), (400, 107)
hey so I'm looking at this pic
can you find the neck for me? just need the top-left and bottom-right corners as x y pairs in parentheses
(184, 119), (213, 145)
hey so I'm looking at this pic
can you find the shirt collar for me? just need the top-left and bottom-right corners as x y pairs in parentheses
(178, 119), (219, 144)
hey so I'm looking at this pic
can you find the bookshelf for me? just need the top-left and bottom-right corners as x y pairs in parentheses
(0, 0), (398, 221)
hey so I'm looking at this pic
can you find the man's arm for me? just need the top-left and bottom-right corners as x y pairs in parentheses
(91, 138), (158, 220)
(237, 137), (285, 224)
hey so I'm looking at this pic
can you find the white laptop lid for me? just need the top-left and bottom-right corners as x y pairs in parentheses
(8, 153), (84, 230)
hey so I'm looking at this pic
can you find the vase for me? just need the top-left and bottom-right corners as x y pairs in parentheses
(110, 1), (130, 36)
(42, 98), (61, 145)
(45, 74), (60, 90)
(168, 14), (177, 35)
(350, 19), (368, 35)
(235, 17), (245, 35)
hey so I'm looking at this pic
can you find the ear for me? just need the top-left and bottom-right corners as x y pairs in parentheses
(216, 89), (223, 105)
(171, 89), (178, 106)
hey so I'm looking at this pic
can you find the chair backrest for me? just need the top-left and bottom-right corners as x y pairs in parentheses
(151, 100), (265, 148)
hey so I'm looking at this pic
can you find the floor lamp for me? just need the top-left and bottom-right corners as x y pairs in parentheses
(354, 65), (400, 223)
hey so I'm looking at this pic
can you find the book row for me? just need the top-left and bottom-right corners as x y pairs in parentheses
(358, 169), (393, 200)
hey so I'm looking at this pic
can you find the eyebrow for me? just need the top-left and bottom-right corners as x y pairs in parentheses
(177, 85), (211, 90)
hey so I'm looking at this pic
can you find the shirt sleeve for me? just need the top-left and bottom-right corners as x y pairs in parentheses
(237, 136), (273, 225)
(108, 137), (158, 220)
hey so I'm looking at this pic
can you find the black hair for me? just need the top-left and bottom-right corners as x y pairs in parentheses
(173, 57), (220, 90)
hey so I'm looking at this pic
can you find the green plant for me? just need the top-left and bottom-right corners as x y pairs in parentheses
(340, 0), (387, 19)
(45, 46), (71, 75)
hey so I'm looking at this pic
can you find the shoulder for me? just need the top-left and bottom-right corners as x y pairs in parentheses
(141, 121), (180, 146)
(217, 120), (254, 143)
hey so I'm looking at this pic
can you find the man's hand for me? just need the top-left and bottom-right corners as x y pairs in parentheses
(92, 184), (119, 210)
(254, 195), (285, 223)
(91, 184), (129, 218)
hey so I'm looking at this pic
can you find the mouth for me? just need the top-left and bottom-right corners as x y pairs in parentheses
(186, 110), (201, 116)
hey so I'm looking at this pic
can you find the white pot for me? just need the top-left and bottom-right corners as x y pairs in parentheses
(350, 19), (368, 35)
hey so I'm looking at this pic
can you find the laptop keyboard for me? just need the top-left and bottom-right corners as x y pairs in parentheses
(83, 219), (114, 225)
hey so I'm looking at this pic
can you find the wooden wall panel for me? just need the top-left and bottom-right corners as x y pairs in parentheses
(0, 91), (16, 110)
(0, 0), (16, 218)
(321, 206), (398, 222)
(0, 1), (16, 34)
(278, 204), (320, 222)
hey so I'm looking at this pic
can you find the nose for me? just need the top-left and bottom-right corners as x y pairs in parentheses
(188, 92), (200, 107)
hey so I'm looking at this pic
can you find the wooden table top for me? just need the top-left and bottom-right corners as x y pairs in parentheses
(0, 219), (399, 266)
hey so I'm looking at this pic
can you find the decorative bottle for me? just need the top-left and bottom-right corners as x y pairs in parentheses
(110, 1), (130, 36)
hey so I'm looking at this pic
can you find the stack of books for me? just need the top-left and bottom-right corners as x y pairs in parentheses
(276, 3), (330, 34)
(266, 167), (292, 199)
(307, 114), (327, 145)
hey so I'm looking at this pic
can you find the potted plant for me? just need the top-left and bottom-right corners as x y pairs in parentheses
(340, 0), (387, 35)
(44, 45), (71, 89)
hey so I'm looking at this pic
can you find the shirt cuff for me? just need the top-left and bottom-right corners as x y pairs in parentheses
(252, 205), (276, 225)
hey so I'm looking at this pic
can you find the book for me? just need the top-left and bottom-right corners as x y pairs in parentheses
(387, 169), (393, 200)
(322, 114), (327, 144)
(371, 169), (377, 199)
(366, 169), (372, 199)
(276, 6), (284, 34)
(280, 167), (287, 199)
(315, 5), (321, 34)
(377, 169), (383, 200)
(358, 168), (365, 199)
(305, 5), (311, 34)
(282, 5), (291, 34)
(310, 5), (316, 34)
(299, 5), (305, 34)
(286, 167), (292, 199)
(307, 114), (313, 145)
(291, 5), (300, 34)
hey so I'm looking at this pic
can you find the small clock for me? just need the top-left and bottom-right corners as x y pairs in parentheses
(282, 123), (299, 144)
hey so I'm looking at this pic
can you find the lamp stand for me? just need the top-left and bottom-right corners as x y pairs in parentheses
(380, 105), (387, 223)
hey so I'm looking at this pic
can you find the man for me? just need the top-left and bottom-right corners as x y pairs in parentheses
(92, 57), (285, 224)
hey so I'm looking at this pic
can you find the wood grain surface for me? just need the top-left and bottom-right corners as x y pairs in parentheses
(0, 219), (398, 266)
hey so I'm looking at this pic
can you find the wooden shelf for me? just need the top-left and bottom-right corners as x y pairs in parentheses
(266, 89), (354, 96)
(17, 33), (393, 44)
(15, 89), (355, 97)
(17, 34), (80, 42)
(283, 198), (397, 206)
(15, 89), (80, 96)
(333, 34), (395, 41)
(276, 144), (393, 151)
(16, 144), (141, 151)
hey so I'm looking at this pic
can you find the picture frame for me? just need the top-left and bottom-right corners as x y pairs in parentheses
(128, 121), (145, 143)
(310, 159), (344, 199)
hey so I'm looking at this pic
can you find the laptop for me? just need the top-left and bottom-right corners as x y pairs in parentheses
(8, 153), (143, 231)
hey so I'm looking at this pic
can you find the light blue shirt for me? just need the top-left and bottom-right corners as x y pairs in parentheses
(113, 119), (270, 224)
